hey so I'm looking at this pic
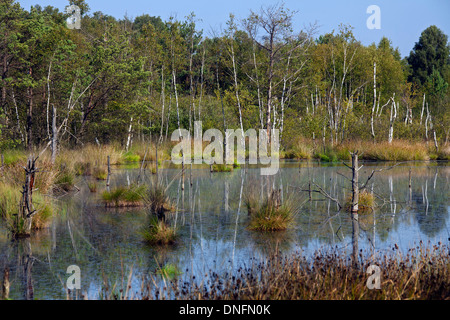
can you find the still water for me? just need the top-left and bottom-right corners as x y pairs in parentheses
(0, 160), (449, 299)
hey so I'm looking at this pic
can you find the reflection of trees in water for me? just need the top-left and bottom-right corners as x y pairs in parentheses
(413, 171), (449, 237)
(1, 238), (35, 300)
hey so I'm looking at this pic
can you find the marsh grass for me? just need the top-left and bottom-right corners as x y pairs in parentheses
(344, 190), (376, 213)
(87, 181), (97, 192)
(54, 167), (75, 192)
(93, 166), (108, 180)
(94, 242), (450, 300)
(122, 151), (140, 162)
(0, 182), (55, 235)
(144, 179), (175, 217)
(282, 138), (432, 162)
(102, 184), (146, 207)
(211, 164), (233, 172)
(245, 190), (298, 232)
(140, 216), (177, 245)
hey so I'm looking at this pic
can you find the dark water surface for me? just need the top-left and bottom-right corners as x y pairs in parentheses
(1, 160), (449, 299)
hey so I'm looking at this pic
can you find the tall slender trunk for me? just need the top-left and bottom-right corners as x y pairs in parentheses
(126, 116), (133, 152)
(26, 86), (33, 150)
(350, 151), (359, 214)
(266, 48), (274, 140)
(51, 106), (58, 164)
(198, 45), (205, 121)
(371, 62), (376, 141)
(420, 93), (425, 126)
(230, 39), (244, 137)
(159, 65), (165, 143)
(252, 44), (263, 129)
(388, 94), (396, 144)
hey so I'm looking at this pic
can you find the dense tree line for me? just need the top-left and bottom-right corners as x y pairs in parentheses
(0, 0), (449, 153)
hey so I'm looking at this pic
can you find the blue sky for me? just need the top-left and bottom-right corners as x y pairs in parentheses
(16, 0), (450, 58)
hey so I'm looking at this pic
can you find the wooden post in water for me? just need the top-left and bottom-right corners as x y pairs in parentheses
(308, 179), (312, 201)
(349, 151), (361, 267)
(106, 155), (111, 188)
(350, 151), (360, 214)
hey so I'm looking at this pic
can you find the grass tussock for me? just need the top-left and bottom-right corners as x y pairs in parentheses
(87, 181), (97, 192)
(102, 184), (146, 207)
(140, 216), (177, 245)
(211, 164), (233, 172)
(344, 190), (376, 213)
(245, 189), (298, 232)
(145, 182), (174, 217)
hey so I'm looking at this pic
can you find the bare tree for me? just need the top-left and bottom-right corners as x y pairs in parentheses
(243, 3), (298, 139)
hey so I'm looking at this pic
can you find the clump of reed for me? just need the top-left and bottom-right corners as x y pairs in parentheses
(211, 163), (233, 172)
(139, 179), (177, 245)
(245, 189), (298, 232)
(344, 189), (376, 213)
(144, 181), (174, 217)
(102, 184), (146, 207)
(53, 165), (75, 192)
(87, 181), (97, 192)
(140, 216), (177, 245)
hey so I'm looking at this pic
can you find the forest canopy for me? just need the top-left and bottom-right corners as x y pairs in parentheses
(0, 0), (449, 153)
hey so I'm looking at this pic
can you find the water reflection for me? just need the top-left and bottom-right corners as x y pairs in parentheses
(0, 161), (449, 299)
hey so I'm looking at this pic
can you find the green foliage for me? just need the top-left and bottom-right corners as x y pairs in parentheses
(122, 151), (140, 162)
(407, 25), (449, 86)
(0, 1), (448, 153)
